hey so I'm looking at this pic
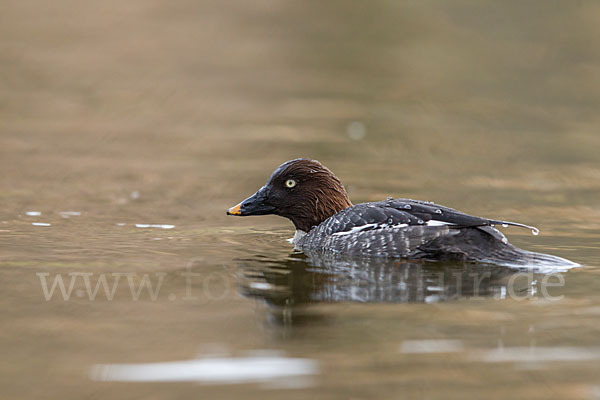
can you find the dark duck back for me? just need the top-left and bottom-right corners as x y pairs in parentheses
(227, 159), (578, 268)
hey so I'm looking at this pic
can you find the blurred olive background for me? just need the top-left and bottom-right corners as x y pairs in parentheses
(1, 1), (600, 399)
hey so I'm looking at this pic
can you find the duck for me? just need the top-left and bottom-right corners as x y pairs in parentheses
(227, 158), (578, 267)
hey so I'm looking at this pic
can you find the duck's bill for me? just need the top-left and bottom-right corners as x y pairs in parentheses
(227, 189), (276, 216)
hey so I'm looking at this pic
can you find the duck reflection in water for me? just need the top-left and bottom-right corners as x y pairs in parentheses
(238, 250), (532, 310)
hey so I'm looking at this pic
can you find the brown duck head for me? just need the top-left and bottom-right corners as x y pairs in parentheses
(227, 159), (353, 232)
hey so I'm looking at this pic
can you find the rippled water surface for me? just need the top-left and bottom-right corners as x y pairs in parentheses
(2, 1), (600, 399)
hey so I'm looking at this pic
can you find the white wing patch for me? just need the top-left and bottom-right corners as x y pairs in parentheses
(426, 220), (454, 227)
(332, 223), (408, 237)
(332, 223), (378, 236)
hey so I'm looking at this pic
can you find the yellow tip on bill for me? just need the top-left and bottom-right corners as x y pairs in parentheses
(227, 202), (242, 215)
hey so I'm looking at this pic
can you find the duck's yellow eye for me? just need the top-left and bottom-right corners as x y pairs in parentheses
(285, 179), (297, 188)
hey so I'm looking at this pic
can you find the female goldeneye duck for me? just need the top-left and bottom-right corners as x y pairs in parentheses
(227, 158), (578, 267)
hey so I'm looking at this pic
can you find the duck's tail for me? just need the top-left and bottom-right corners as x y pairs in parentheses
(421, 226), (580, 271)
